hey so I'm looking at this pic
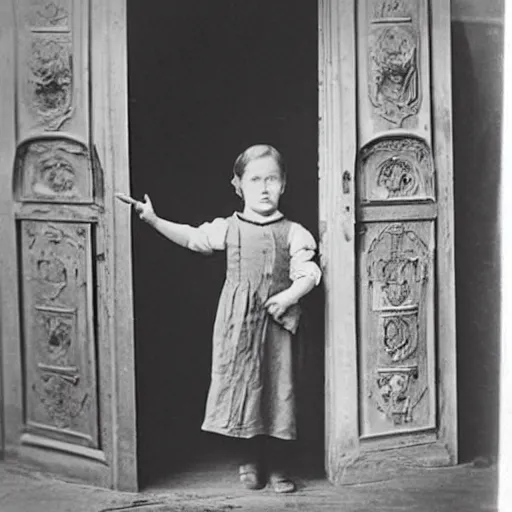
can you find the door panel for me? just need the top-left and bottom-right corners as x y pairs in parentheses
(359, 221), (436, 437)
(0, 0), (137, 490)
(358, 0), (432, 140)
(358, 137), (435, 203)
(356, 0), (438, 446)
(319, 0), (457, 484)
(16, 0), (89, 138)
(20, 221), (99, 450)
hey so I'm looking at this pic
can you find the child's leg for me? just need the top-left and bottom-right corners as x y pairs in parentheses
(265, 436), (297, 493)
(231, 436), (265, 490)
(231, 435), (264, 465)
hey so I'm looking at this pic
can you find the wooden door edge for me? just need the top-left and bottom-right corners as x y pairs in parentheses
(318, 0), (360, 483)
(91, 0), (138, 491)
(430, 0), (458, 464)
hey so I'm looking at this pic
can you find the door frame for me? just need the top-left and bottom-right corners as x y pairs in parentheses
(318, 0), (457, 483)
(0, 0), (457, 491)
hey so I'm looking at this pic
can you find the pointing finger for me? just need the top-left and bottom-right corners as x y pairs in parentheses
(115, 192), (138, 206)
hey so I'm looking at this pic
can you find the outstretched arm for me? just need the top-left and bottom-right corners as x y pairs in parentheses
(116, 193), (191, 248)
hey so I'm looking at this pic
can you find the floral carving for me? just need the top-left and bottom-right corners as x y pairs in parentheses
(47, 319), (71, 355)
(36, 308), (74, 361)
(36, 2), (69, 27)
(367, 224), (429, 308)
(377, 157), (417, 197)
(359, 137), (434, 201)
(375, 367), (419, 424)
(25, 222), (85, 306)
(34, 153), (76, 195)
(27, 0), (70, 29)
(381, 312), (418, 361)
(369, 26), (420, 125)
(15, 139), (90, 201)
(36, 257), (67, 300)
(38, 371), (87, 429)
(28, 35), (73, 130)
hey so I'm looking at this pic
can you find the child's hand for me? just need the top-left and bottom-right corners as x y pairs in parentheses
(116, 193), (157, 225)
(134, 194), (157, 224)
(265, 291), (295, 322)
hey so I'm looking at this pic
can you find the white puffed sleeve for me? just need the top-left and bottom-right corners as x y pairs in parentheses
(288, 223), (322, 285)
(186, 217), (229, 254)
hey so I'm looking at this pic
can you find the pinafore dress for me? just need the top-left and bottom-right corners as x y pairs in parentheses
(201, 213), (301, 440)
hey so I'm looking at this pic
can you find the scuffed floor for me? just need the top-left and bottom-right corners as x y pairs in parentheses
(0, 458), (498, 512)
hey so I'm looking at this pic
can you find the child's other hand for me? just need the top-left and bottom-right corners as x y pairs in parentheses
(134, 194), (157, 225)
(265, 291), (295, 322)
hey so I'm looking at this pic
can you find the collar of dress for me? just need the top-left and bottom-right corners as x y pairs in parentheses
(236, 211), (285, 226)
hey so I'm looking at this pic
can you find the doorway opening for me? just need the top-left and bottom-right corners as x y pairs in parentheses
(127, 0), (323, 489)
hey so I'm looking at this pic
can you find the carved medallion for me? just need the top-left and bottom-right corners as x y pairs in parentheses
(367, 224), (429, 309)
(359, 137), (434, 201)
(34, 153), (76, 194)
(46, 318), (72, 356)
(377, 157), (417, 196)
(15, 139), (91, 202)
(381, 311), (418, 361)
(369, 25), (420, 126)
(36, 307), (75, 362)
(28, 34), (73, 130)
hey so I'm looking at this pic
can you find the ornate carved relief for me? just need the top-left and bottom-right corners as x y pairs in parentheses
(16, 0), (92, 140)
(21, 221), (97, 443)
(36, 306), (74, 362)
(36, 257), (67, 300)
(37, 367), (88, 429)
(361, 222), (433, 434)
(359, 137), (434, 202)
(26, 0), (71, 29)
(28, 34), (73, 130)
(380, 310), (418, 362)
(15, 139), (91, 202)
(369, 25), (420, 126)
(374, 367), (423, 425)
(25, 223), (84, 305)
(36, 154), (75, 193)
(372, 0), (412, 21)
(367, 224), (429, 310)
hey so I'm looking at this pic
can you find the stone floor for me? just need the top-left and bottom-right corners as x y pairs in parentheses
(0, 458), (499, 512)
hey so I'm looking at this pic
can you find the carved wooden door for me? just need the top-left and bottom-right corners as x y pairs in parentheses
(0, 1), (137, 490)
(319, 0), (457, 484)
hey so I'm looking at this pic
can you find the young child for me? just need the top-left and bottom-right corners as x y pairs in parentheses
(117, 144), (321, 493)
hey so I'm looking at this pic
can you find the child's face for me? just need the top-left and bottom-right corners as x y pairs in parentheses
(240, 156), (285, 216)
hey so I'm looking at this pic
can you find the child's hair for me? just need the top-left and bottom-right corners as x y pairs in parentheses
(231, 144), (286, 197)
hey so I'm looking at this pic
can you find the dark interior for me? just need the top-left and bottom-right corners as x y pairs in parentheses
(127, 0), (322, 488)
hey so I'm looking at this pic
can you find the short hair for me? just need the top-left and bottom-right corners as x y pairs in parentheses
(232, 144), (286, 181)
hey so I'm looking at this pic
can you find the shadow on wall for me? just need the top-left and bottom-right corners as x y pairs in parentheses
(451, 19), (502, 462)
